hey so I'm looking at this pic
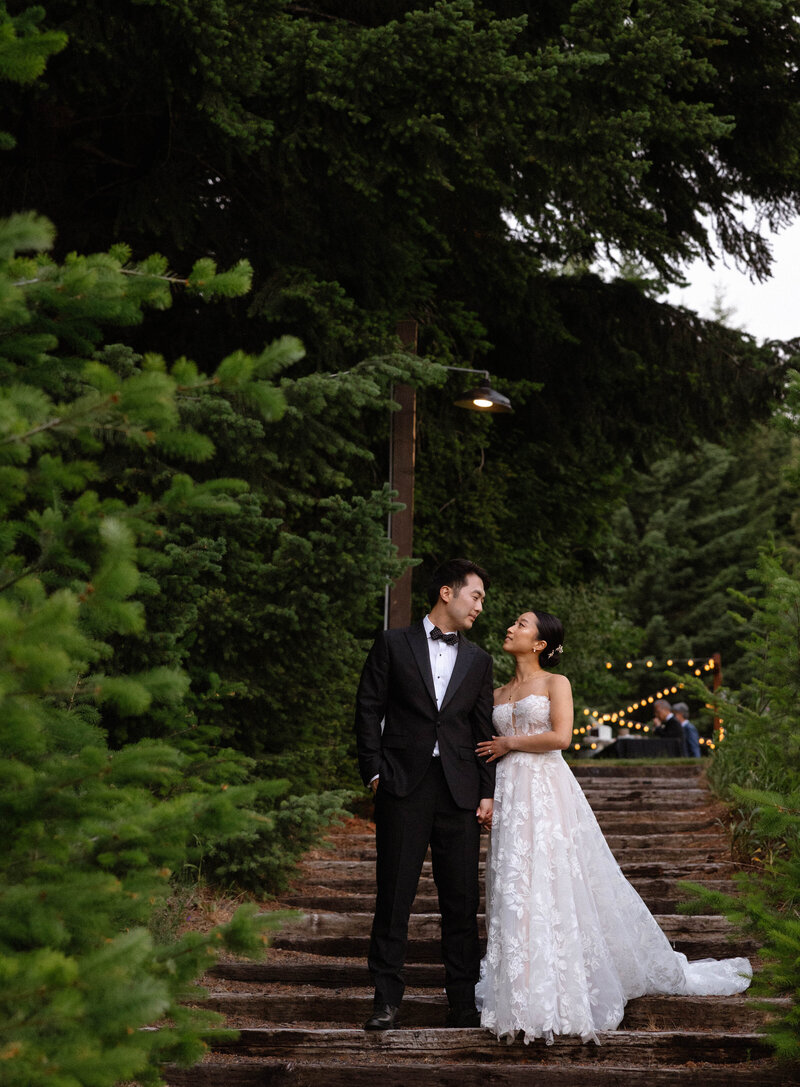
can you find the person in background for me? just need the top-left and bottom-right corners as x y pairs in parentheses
(673, 701), (701, 758)
(653, 699), (687, 755)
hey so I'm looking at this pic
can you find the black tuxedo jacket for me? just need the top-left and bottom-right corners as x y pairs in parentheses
(355, 620), (495, 809)
(655, 714), (684, 741)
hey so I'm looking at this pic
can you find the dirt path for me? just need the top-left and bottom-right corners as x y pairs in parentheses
(166, 761), (799, 1085)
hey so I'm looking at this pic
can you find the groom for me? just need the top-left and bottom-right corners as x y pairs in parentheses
(355, 558), (495, 1030)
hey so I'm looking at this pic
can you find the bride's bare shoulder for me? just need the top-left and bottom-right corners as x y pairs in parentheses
(493, 683), (511, 705)
(546, 672), (572, 694)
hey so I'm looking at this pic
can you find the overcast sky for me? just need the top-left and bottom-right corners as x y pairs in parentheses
(664, 218), (800, 343)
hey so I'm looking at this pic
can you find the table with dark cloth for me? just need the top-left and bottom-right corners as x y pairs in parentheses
(595, 737), (685, 759)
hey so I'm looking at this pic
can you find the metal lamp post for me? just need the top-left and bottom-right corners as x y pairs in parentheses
(385, 322), (512, 629)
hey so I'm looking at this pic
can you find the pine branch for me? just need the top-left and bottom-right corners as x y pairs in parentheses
(119, 268), (189, 285)
(0, 415), (62, 443)
(0, 562), (42, 593)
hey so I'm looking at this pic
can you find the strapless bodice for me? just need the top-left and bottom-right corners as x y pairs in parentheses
(492, 693), (552, 737)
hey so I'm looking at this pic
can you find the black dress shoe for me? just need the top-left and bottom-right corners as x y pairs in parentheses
(364, 1003), (401, 1030)
(446, 1005), (481, 1028)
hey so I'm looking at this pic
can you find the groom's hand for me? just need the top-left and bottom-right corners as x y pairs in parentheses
(476, 798), (493, 830)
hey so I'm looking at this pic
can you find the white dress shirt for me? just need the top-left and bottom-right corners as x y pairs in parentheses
(423, 613), (459, 756)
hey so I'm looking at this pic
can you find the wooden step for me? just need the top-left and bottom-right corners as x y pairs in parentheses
(169, 761), (795, 1087)
(196, 1025), (775, 1064)
(571, 763), (705, 778)
(294, 859), (736, 891)
(587, 812), (721, 831)
(575, 771), (704, 781)
(270, 933), (756, 961)
(165, 1058), (799, 1086)
(270, 910), (739, 941)
(281, 879), (738, 915)
(314, 834), (729, 862)
(326, 831), (727, 849)
(567, 787), (710, 800)
(208, 954), (763, 992)
(269, 910), (750, 960)
(198, 991), (775, 1032)
(324, 812), (724, 838)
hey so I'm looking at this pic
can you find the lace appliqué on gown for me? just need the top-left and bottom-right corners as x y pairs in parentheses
(476, 694), (751, 1046)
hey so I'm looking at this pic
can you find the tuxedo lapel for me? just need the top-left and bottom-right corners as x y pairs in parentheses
(440, 636), (476, 711)
(406, 621), (437, 706)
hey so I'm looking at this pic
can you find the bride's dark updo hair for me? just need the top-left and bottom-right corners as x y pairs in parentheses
(532, 610), (564, 668)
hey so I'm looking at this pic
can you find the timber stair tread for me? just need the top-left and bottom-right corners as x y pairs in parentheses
(309, 836), (729, 862)
(208, 950), (760, 991)
(281, 878), (737, 915)
(198, 990), (782, 1031)
(267, 910), (759, 959)
(292, 858), (738, 887)
(165, 1059), (799, 1087)
(203, 1025), (774, 1063)
(166, 761), (800, 1086)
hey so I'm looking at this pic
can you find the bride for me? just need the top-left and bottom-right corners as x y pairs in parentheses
(474, 610), (751, 1045)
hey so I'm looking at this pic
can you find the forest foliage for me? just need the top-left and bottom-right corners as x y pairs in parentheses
(680, 413), (800, 1058)
(3, 0), (800, 1076)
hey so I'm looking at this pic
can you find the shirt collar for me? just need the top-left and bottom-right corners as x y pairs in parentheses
(423, 614), (457, 638)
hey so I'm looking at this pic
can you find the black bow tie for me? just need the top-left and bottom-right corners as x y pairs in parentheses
(430, 626), (458, 646)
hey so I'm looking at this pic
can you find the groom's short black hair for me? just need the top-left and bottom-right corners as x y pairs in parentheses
(427, 558), (490, 608)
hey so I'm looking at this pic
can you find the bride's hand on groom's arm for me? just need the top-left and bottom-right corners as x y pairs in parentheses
(476, 735), (512, 763)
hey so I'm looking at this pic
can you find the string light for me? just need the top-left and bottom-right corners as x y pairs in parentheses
(599, 656), (716, 673)
(586, 681), (687, 723)
(570, 654), (720, 755)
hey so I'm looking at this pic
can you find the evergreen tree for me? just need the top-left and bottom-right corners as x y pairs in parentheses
(0, 1), (66, 150)
(680, 374), (800, 1060)
(684, 542), (800, 1060)
(1, 0), (793, 430)
(602, 427), (796, 688)
(2, 0), (796, 686)
(0, 210), (305, 1084)
(7, 0), (800, 284)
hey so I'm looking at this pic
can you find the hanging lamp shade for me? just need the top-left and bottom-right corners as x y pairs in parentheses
(453, 380), (513, 413)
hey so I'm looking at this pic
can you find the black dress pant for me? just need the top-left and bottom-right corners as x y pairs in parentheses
(368, 757), (481, 1008)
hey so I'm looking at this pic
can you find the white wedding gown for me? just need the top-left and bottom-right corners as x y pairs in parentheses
(476, 694), (751, 1045)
